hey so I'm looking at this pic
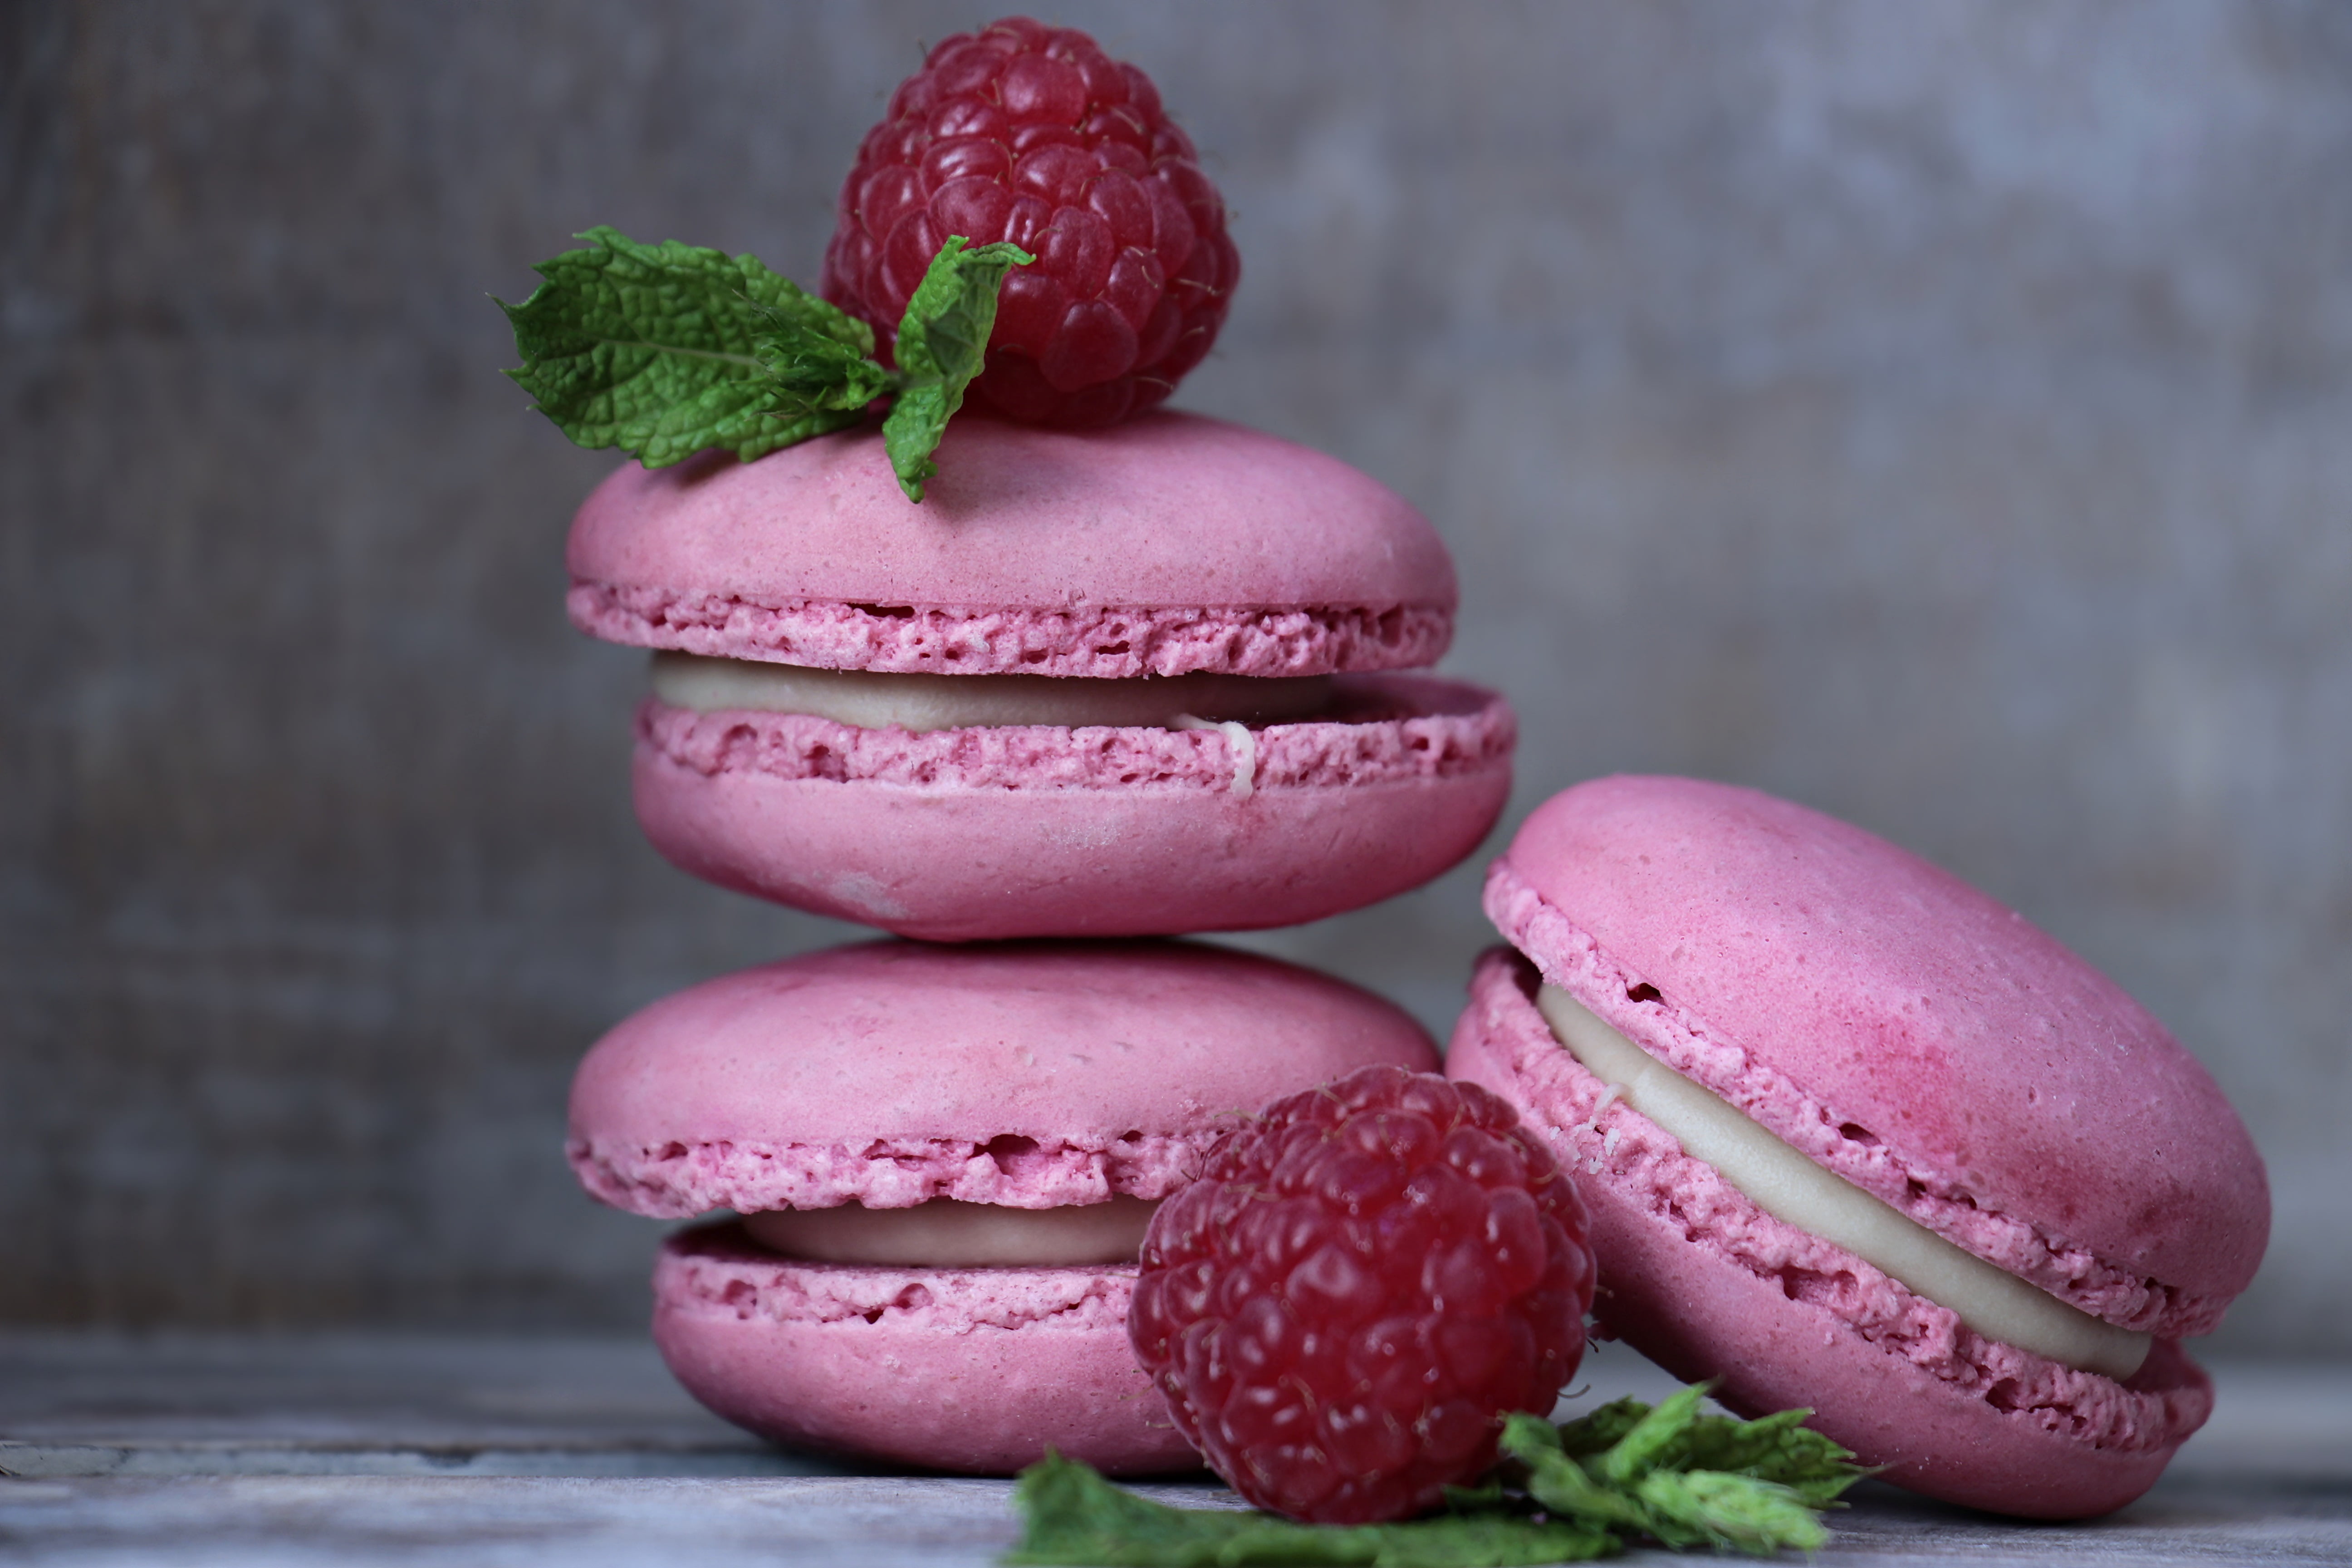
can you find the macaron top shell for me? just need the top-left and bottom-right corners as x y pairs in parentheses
(566, 412), (1455, 678)
(1487, 775), (2268, 1339)
(569, 940), (1440, 1219)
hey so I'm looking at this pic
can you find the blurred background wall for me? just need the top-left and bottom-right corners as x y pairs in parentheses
(3, 0), (2346, 1350)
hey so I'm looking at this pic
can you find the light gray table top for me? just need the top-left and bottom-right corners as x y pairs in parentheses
(3, 1333), (2347, 1565)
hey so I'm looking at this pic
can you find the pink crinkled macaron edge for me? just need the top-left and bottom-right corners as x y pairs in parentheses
(637, 672), (1512, 794)
(569, 583), (1452, 679)
(656, 1223), (1135, 1334)
(651, 1222), (1199, 1476)
(568, 1127), (1210, 1220)
(1456, 950), (2210, 1456)
(1483, 858), (2212, 1337)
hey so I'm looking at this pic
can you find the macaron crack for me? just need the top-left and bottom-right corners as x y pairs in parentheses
(637, 672), (1512, 794)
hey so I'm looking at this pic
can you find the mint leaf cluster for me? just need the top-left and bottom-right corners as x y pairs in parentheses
(1501, 1385), (1864, 1554)
(1007, 1385), (1867, 1566)
(498, 227), (1032, 501)
(1009, 1457), (1611, 1568)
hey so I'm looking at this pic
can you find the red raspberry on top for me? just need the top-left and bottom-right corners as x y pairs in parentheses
(1129, 1066), (1595, 1525)
(822, 16), (1239, 428)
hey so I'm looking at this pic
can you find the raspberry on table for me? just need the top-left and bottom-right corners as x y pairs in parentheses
(1128, 1066), (1596, 1525)
(821, 16), (1239, 428)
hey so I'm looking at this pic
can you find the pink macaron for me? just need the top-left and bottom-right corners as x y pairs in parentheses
(568, 938), (1440, 1475)
(567, 412), (1512, 940)
(1446, 775), (2269, 1519)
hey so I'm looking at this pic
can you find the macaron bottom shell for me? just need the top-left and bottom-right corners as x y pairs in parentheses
(1448, 951), (2212, 1520)
(632, 673), (1513, 941)
(653, 1222), (1200, 1477)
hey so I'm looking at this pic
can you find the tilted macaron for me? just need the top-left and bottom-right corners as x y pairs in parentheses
(1446, 776), (2269, 1519)
(568, 939), (1440, 1475)
(568, 411), (1512, 940)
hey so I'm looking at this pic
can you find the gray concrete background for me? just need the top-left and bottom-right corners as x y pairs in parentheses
(3, 2), (2346, 1349)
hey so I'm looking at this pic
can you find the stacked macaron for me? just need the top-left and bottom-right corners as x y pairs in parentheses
(558, 415), (1507, 1475)
(524, 20), (1518, 1478)
(572, 414), (1512, 941)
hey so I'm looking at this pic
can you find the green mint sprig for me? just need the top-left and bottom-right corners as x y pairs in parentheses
(497, 226), (1032, 501)
(1542, 1387), (1865, 1511)
(1005, 1385), (1869, 1567)
(1007, 1454), (1613, 1568)
(880, 235), (1032, 499)
(1503, 1384), (1866, 1554)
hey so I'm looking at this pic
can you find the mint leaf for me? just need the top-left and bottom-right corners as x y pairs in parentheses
(1550, 1399), (1651, 1461)
(880, 235), (1034, 500)
(501, 227), (1036, 495)
(1668, 1408), (1867, 1509)
(1502, 1417), (1655, 1539)
(1633, 1470), (1828, 1555)
(1592, 1384), (1709, 1486)
(1009, 1392), (1864, 1568)
(498, 226), (877, 468)
(1546, 1388), (1867, 1510)
(746, 297), (892, 412)
(1502, 1391), (1867, 1557)
(1007, 1453), (1614, 1567)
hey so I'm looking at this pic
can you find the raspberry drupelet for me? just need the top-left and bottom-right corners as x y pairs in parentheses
(822, 16), (1239, 428)
(1129, 1067), (1597, 1525)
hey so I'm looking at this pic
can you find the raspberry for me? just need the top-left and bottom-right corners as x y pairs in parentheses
(1129, 1066), (1595, 1525)
(821, 16), (1239, 428)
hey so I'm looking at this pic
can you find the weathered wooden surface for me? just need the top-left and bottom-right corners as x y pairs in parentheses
(9, 1472), (2346, 1568)
(0, 1331), (823, 1478)
(2, 1336), (2347, 1564)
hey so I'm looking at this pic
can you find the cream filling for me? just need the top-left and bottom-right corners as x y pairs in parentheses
(1171, 715), (1258, 798)
(739, 1196), (1161, 1269)
(1536, 985), (2151, 1382)
(651, 651), (1333, 733)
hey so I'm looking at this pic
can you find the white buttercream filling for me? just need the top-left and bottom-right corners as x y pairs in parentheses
(1536, 985), (2151, 1382)
(1171, 714), (1258, 797)
(651, 651), (1333, 732)
(739, 1196), (1161, 1268)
